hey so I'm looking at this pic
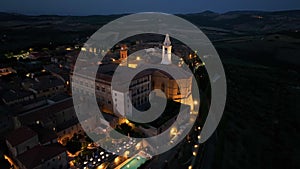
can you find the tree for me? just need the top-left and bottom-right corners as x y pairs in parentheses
(0, 156), (11, 169)
(119, 123), (132, 134)
(66, 140), (81, 154)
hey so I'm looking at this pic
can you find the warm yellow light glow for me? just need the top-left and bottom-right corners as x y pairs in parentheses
(188, 166), (193, 169)
(4, 155), (18, 168)
(97, 163), (108, 169)
(198, 126), (201, 130)
(193, 152), (197, 156)
(124, 150), (130, 158)
(193, 100), (198, 105)
(128, 64), (137, 69)
(114, 157), (120, 164)
(170, 127), (177, 136)
(81, 47), (87, 51)
(136, 56), (141, 60)
(136, 142), (141, 150)
(194, 145), (198, 148)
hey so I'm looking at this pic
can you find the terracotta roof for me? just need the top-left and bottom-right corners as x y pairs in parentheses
(6, 126), (37, 146)
(17, 144), (66, 169)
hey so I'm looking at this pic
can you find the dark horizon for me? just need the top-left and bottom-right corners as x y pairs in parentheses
(0, 0), (300, 16)
(1, 9), (300, 17)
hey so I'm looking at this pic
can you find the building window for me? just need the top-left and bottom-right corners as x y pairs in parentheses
(177, 86), (181, 95)
(161, 83), (165, 92)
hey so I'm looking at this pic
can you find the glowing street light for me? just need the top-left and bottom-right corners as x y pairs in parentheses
(193, 100), (198, 105)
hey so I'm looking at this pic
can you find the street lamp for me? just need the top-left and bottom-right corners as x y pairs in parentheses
(193, 100), (198, 105)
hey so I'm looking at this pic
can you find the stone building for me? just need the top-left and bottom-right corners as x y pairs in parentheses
(71, 34), (193, 118)
(5, 126), (68, 169)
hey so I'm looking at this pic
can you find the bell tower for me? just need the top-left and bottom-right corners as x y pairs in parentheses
(161, 34), (172, 65)
(120, 45), (128, 60)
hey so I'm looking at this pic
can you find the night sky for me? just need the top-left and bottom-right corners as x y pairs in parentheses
(0, 0), (300, 15)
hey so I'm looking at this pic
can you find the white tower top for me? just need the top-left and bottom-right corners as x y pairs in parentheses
(163, 34), (171, 46)
(161, 34), (172, 65)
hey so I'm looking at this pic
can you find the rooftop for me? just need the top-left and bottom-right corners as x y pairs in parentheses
(17, 144), (66, 169)
(149, 99), (189, 128)
(29, 75), (65, 91)
(29, 125), (57, 144)
(1, 89), (34, 102)
(18, 98), (74, 124)
(56, 119), (79, 132)
(6, 126), (37, 146)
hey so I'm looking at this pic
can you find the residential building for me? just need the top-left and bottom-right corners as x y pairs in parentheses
(6, 127), (39, 157)
(17, 144), (68, 169)
(5, 126), (68, 169)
